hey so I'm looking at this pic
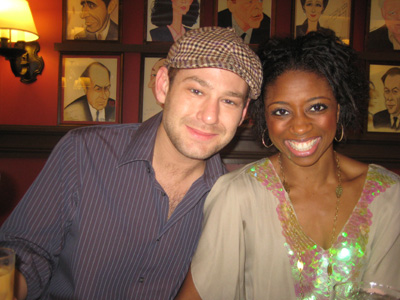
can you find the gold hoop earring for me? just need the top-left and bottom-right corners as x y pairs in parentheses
(334, 123), (344, 142)
(262, 128), (273, 148)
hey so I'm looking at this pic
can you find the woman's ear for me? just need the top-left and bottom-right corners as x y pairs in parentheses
(337, 104), (341, 122)
(155, 66), (170, 105)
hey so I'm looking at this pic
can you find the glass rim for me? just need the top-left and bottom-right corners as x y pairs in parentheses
(333, 281), (400, 293)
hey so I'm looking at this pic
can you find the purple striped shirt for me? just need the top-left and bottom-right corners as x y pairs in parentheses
(0, 113), (226, 299)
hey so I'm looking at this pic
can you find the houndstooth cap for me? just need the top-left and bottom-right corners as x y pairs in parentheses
(165, 26), (262, 99)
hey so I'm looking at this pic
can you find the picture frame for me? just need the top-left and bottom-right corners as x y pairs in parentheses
(59, 54), (122, 125)
(140, 55), (167, 122)
(293, 0), (352, 44)
(145, 0), (201, 42)
(365, 0), (400, 52)
(216, 0), (273, 45)
(367, 62), (400, 134)
(63, 0), (121, 41)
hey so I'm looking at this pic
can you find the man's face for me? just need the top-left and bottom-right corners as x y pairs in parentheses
(156, 67), (250, 161)
(383, 74), (400, 116)
(80, 0), (109, 33)
(85, 64), (111, 111)
(382, 0), (400, 36)
(228, 0), (264, 32)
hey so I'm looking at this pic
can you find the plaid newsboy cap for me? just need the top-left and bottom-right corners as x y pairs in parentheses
(165, 26), (262, 99)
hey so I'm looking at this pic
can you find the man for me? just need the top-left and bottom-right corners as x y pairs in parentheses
(64, 62), (116, 122)
(0, 27), (262, 299)
(373, 67), (400, 130)
(366, 0), (400, 51)
(74, 0), (118, 40)
(218, 0), (270, 44)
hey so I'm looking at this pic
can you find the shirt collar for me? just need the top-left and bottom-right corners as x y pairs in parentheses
(231, 16), (253, 44)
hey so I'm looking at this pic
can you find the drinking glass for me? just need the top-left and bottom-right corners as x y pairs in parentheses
(0, 248), (15, 300)
(332, 281), (400, 300)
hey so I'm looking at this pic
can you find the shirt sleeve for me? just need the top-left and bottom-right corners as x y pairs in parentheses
(0, 130), (80, 300)
(362, 177), (400, 289)
(190, 172), (245, 300)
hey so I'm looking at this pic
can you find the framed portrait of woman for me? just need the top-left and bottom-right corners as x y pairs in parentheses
(367, 63), (400, 133)
(293, 0), (352, 44)
(146, 0), (201, 42)
(365, 0), (400, 52)
(216, 0), (273, 45)
(59, 54), (122, 124)
(63, 0), (121, 41)
(140, 55), (166, 121)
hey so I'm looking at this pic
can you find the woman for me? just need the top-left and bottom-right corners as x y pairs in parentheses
(296, 0), (333, 37)
(176, 33), (400, 299)
(150, 0), (199, 42)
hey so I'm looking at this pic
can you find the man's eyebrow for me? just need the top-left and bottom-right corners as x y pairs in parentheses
(182, 76), (246, 98)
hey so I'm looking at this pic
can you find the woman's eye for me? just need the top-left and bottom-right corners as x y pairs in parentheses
(272, 108), (288, 116)
(310, 103), (327, 112)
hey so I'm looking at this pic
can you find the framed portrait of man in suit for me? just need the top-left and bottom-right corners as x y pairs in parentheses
(366, 0), (400, 52)
(368, 63), (400, 133)
(140, 56), (166, 122)
(63, 0), (121, 41)
(59, 54), (122, 124)
(293, 0), (352, 44)
(217, 0), (273, 45)
(146, 0), (201, 42)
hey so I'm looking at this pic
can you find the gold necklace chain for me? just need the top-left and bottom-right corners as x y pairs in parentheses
(278, 151), (342, 298)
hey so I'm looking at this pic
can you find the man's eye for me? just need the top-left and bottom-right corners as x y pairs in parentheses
(310, 103), (327, 112)
(87, 2), (96, 9)
(222, 99), (236, 105)
(190, 89), (202, 95)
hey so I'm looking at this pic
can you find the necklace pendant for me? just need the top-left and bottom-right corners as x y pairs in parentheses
(327, 263), (333, 276)
(336, 185), (343, 198)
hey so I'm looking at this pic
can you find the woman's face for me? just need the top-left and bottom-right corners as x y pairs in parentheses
(171, 0), (194, 16)
(303, 0), (324, 23)
(264, 70), (339, 165)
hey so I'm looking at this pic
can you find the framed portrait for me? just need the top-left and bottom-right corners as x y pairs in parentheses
(365, 0), (400, 52)
(59, 54), (122, 125)
(63, 0), (121, 41)
(367, 63), (400, 133)
(146, 0), (201, 42)
(293, 0), (352, 44)
(140, 55), (166, 122)
(216, 0), (273, 45)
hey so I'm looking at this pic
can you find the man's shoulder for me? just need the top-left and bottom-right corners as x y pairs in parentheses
(218, 9), (232, 27)
(367, 25), (393, 50)
(65, 95), (87, 108)
(68, 123), (141, 141)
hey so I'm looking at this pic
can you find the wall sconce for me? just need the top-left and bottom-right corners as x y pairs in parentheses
(0, 0), (44, 83)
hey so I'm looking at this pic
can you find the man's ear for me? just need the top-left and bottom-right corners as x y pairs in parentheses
(227, 0), (236, 12)
(155, 66), (170, 105)
(107, 0), (117, 14)
(238, 98), (251, 126)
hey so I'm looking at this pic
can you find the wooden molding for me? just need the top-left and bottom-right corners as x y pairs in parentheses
(1, 125), (399, 169)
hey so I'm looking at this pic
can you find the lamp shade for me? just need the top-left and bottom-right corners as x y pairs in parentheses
(0, 0), (39, 42)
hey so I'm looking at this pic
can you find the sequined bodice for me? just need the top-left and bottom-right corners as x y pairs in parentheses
(248, 159), (396, 299)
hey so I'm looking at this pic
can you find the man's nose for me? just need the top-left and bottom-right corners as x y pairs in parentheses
(197, 99), (219, 125)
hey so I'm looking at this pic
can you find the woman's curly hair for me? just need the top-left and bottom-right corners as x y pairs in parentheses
(249, 32), (370, 148)
(151, 0), (200, 27)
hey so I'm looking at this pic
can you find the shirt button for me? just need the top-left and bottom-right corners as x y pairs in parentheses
(139, 276), (144, 283)
(162, 192), (166, 197)
(146, 167), (151, 173)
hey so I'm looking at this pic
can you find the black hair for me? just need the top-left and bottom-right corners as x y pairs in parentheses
(250, 32), (370, 147)
(381, 67), (400, 84)
(151, 0), (200, 27)
(300, 0), (329, 13)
